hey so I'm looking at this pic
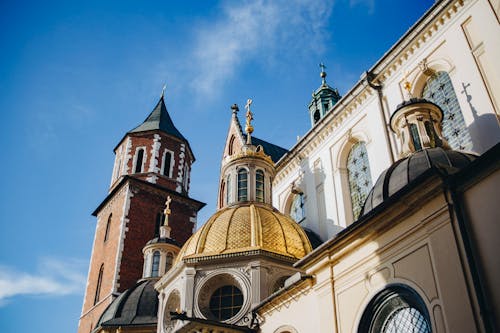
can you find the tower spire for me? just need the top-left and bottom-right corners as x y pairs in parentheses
(161, 84), (166, 99)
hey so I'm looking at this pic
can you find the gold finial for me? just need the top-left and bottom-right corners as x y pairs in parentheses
(161, 84), (167, 99)
(163, 196), (172, 226)
(319, 63), (327, 84)
(402, 71), (412, 98)
(245, 98), (254, 144)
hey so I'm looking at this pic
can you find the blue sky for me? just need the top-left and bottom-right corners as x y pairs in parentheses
(0, 1), (434, 331)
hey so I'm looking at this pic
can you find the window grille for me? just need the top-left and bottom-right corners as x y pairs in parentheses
(237, 170), (248, 202)
(255, 170), (265, 203)
(347, 142), (372, 219)
(423, 71), (472, 151)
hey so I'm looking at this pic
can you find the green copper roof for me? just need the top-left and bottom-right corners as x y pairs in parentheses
(129, 97), (186, 141)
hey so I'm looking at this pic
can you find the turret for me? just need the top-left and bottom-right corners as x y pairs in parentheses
(110, 90), (194, 195)
(308, 63), (341, 127)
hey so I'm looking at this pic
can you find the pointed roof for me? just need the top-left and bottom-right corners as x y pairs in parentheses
(129, 96), (186, 141)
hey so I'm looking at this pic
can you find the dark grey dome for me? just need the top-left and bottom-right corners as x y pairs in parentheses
(95, 279), (158, 330)
(146, 236), (179, 246)
(361, 148), (476, 217)
(303, 228), (323, 249)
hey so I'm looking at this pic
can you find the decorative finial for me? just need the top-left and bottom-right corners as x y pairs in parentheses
(163, 196), (172, 226)
(245, 98), (254, 145)
(160, 196), (172, 238)
(402, 71), (412, 99)
(161, 84), (167, 99)
(319, 63), (327, 84)
(231, 104), (239, 114)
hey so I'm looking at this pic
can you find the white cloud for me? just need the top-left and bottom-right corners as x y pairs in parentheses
(0, 257), (86, 305)
(191, 0), (334, 97)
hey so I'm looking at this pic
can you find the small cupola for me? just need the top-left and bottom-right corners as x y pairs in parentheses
(142, 196), (180, 279)
(390, 79), (450, 158)
(218, 99), (276, 208)
(308, 63), (341, 127)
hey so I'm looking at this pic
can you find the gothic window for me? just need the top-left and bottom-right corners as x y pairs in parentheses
(359, 285), (431, 333)
(255, 170), (265, 203)
(422, 71), (472, 151)
(313, 109), (320, 124)
(94, 265), (104, 305)
(134, 148), (145, 173)
(228, 135), (236, 155)
(290, 193), (305, 222)
(409, 123), (422, 151)
(151, 251), (161, 277)
(237, 169), (248, 202)
(347, 142), (372, 220)
(323, 102), (329, 112)
(209, 285), (244, 321)
(219, 180), (226, 208)
(163, 151), (173, 177)
(165, 252), (174, 272)
(104, 214), (112, 242)
(226, 175), (232, 205)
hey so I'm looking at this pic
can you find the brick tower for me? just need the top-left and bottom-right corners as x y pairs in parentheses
(77, 93), (205, 333)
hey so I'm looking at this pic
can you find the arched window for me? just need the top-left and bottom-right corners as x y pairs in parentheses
(289, 193), (305, 222)
(359, 285), (431, 333)
(226, 175), (232, 205)
(163, 151), (173, 177)
(104, 214), (112, 242)
(422, 71), (472, 151)
(255, 170), (265, 203)
(165, 253), (174, 272)
(347, 142), (372, 220)
(313, 109), (320, 124)
(219, 180), (226, 208)
(237, 169), (248, 202)
(94, 265), (104, 305)
(151, 251), (160, 277)
(134, 148), (145, 173)
(228, 135), (236, 155)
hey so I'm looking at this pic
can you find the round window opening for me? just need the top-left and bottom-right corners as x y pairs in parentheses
(359, 285), (431, 333)
(209, 285), (244, 321)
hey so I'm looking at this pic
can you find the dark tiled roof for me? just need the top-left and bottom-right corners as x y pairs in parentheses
(146, 236), (179, 247)
(96, 279), (158, 329)
(129, 97), (186, 141)
(361, 148), (476, 216)
(251, 136), (288, 163)
(302, 228), (323, 249)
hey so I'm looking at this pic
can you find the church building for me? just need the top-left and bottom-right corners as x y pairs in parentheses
(78, 0), (500, 332)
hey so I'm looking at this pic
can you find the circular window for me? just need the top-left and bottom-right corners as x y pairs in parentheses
(196, 272), (248, 322)
(209, 285), (244, 321)
(359, 285), (431, 333)
(163, 290), (180, 333)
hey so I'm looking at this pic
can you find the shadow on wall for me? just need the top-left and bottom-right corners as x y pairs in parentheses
(461, 81), (500, 153)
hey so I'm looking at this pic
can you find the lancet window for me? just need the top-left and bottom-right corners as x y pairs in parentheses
(347, 142), (372, 219)
(422, 71), (472, 151)
(163, 151), (173, 177)
(255, 170), (265, 203)
(237, 169), (248, 202)
(134, 148), (145, 173)
(151, 251), (160, 277)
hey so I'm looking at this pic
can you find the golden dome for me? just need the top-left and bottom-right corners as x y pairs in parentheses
(177, 204), (312, 262)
